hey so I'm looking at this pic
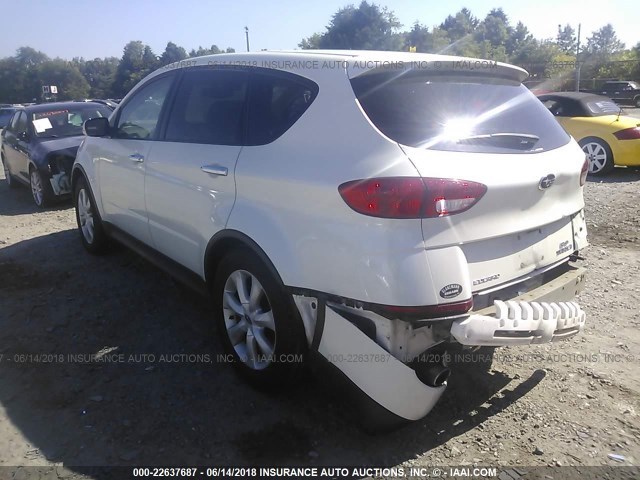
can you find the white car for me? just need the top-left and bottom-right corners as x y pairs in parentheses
(73, 51), (588, 428)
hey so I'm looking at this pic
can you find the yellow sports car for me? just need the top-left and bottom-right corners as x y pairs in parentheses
(538, 92), (640, 175)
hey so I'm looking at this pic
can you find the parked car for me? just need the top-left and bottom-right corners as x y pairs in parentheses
(73, 51), (588, 428)
(598, 81), (640, 107)
(0, 107), (17, 129)
(538, 92), (640, 175)
(1, 102), (112, 207)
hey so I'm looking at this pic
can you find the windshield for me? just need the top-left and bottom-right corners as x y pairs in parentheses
(351, 71), (570, 154)
(0, 108), (16, 128)
(31, 105), (111, 138)
(586, 99), (623, 116)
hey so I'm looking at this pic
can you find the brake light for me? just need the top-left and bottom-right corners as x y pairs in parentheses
(338, 177), (487, 219)
(613, 126), (640, 140)
(580, 157), (589, 186)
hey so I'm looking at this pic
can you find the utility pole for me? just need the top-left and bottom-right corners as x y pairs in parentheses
(575, 23), (581, 91)
(245, 26), (250, 52)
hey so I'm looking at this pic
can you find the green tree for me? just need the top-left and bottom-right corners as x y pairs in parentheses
(439, 8), (478, 42)
(507, 21), (534, 57)
(36, 59), (90, 100)
(188, 45), (235, 57)
(160, 42), (188, 66)
(299, 1), (403, 51)
(74, 57), (119, 98)
(586, 24), (625, 56)
(556, 24), (576, 54)
(112, 41), (159, 97)
(474, 8), (510, 60)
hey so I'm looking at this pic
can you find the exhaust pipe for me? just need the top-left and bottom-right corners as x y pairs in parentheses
(414, 361), (451, 387)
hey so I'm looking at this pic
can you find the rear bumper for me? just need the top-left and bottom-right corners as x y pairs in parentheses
(451, 266), (586, 346)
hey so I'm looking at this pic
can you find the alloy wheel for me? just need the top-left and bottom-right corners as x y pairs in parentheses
(222, 270), (276, 370)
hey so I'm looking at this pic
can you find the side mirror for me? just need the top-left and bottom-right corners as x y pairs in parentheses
(18, 131), (29, 142)
(83, 117), (110, 137)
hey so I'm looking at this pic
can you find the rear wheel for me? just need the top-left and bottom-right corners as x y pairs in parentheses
(634, 96), (640, 108)
(579, 137), (614, 176)
(2, 157), (19, 189)
(29, 167), (54, 207)
(74, 176), (110, 254)
(213, 249), (307, 389)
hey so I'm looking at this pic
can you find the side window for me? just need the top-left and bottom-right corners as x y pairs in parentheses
(15, 112), (28, 135)
(247, 71), (319, 145)
(165, 68), (248, 145)
(115, 74), (174, 140)
(543, 100), (563, 116)
(9, 112), (25, 133)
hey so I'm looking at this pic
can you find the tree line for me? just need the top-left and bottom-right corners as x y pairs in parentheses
(300, 3), (639, 89)
(0, 42), (235, 103)
(1, 2), (638, 103)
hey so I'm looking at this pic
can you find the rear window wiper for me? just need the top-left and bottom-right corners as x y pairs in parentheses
(456, 132), (540, 149)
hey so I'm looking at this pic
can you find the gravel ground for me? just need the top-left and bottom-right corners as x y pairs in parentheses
(0, 162), (639, 478)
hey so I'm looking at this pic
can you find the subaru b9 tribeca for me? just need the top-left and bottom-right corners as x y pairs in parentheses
(73, 51), (588, 427)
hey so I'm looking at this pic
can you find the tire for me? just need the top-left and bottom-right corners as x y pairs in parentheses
(74, 175), (110, 254)
(2, 157), (19, 189)
(579, 137), (614, 176)
(634, 96), (640, 108)
(212, 248), (307, 389)
(29, 167), (55, 207)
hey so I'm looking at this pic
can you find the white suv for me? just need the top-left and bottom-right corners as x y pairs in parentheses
(73, 51), (588, 427)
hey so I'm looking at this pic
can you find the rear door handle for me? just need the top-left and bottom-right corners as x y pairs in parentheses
(201, 164), (228, 176)
(129, 153), (144, 163)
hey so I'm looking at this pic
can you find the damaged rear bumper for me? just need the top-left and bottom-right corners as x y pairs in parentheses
(452, 266), (587, 346)
(293, 265), (586, 423)
(316, 306), (446, 422)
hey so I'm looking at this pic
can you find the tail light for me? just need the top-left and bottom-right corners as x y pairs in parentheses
(613, 126), (640, 140)
(338, 177), (487, 219)
(580, 157), (589, 186)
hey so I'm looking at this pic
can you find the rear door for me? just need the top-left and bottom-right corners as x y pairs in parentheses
(97, 73), (176, 245)
(4, 111), (30, 181)
(145, 67), (248, 275)
(351, 69), (586, 290)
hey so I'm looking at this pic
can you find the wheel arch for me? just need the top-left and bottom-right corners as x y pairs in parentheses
(204, 229), (286, 290)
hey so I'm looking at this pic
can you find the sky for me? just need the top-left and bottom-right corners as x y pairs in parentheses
(0, 0), (637, 60)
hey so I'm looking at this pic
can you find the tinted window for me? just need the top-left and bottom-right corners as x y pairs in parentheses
(115, 75), (174, 140)
(351, 71), (570, 153)
(165, 68), (248, 145)
(14, 112), (27, 135)
(542, 98), (584, 117)
(30, 105), (111, 138)
(247, 71), (318, 145)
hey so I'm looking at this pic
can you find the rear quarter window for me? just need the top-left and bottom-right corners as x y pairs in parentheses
(246, 70), (318, 146)
(351, 71), (570, 154)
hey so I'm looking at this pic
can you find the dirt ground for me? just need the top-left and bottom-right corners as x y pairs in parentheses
(1, 160), (639, 478)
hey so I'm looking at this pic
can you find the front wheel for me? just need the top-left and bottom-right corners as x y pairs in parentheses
(30, 168), (54, 207)
(579, 137), (614, 176)
(213, 249), (307, 389)
(74, 176), (110, 254)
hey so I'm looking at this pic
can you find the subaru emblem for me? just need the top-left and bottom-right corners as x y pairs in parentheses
(538, 174), (556, 190)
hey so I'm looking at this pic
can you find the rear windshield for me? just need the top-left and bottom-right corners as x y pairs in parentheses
(351, 71), (570, 154)
(586, 99), (621, 115)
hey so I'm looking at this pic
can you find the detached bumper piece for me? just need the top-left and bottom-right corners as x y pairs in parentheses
(317, 307), (446, 422)
(451, 299), (586, 347)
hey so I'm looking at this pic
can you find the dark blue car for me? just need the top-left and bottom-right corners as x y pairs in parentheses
(1, 102), (111, 207)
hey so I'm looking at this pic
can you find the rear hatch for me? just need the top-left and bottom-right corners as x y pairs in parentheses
(350, 65), (587, 291)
